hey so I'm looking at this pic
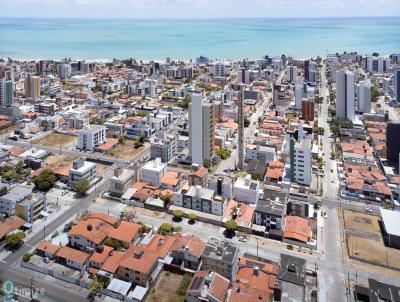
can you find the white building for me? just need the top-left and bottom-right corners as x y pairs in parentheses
(101, 78), (127, 93)
(110, 166), (135, 198)
(208, 175), (233, 200)
(189, 92), (215, 165)
(68, 158), (97, 187)
(295, 83), (303, 110)
(174, 185), (227, 216)
(57, 64), (72, 79)
(233, 174), (260, 204)
(245, 145), (275, 163)
(290, 137), (312, 186)
(209, 61), (231, 77)
(77, 125), (107, 151)
(365, 56), (390, 73)
(357, 80), (372, 113)
(336, 69), (355, 120)
(141, 158), (167, 186)
(285, 65), (298, 83)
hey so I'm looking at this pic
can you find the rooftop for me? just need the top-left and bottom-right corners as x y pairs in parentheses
(202, 237), (238, 264)
(380, 209), (400, 237)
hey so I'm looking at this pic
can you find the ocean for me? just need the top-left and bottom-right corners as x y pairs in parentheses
(0, 17), (399, 60)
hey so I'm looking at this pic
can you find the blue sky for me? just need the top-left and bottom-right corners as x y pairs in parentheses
(1, 0), (400, 19)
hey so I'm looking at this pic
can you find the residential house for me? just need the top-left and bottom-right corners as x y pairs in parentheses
(201, 237), (239, 281)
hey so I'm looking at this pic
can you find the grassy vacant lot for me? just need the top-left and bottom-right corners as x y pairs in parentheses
(343, 210), (381, 235)
(106, 139), (146, 161)
(347, 233), (400, 269)
(45, 154), (77, 166)
(343, 210), (400, 270)
(33, 132), (77, 148)
(146, 272), (184, 302)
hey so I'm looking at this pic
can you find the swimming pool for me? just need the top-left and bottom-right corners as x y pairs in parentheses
(51, 232), (69, 246)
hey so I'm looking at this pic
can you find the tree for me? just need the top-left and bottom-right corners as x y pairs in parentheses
(34, 169), (56, 191)
(173, 210), (183, 221)
(24, 168), (32, 178)
(371, 85), (382, 102)
(89, 276), (109, 293)
(5, 231), (25, 250)
(216, 148), (232, 160)
(244, 117), (250, 128)
(15, 161), (24, 174)
(103, 238), (123, 251)
(251, 173), (263, 181)
(3, 170), (14, 181)
(159, 223), (172, 235)
(224, 220), (237, 237)
(188, 213), (197, 223)
(162, 193), (172, 208)
(75, 179), (89, 196)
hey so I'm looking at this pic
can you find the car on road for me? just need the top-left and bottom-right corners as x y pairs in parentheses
(331, 179), (334, 183)
(43, 257), (51, 263)
(238, 236), (247, 242)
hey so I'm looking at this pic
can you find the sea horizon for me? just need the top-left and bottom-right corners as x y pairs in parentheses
(1, 16), (399, 60)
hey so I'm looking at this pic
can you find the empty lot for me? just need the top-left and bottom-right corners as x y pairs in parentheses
(33, 132), (77, 148)
(343, 210), (400, 270)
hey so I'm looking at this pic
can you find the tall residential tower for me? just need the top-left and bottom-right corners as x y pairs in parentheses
(189, 92), (215, 166)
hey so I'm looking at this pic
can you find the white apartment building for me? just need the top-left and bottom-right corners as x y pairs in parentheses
(294, 83), (303, 110)
(101, 78), (127, 93)
(357, 80), (372, 113)
(141, 158), (167, 186)
(245, 145), (276, 163)
(77, 125), (107, 151)
(209, 61), (231, 77)
(285, 65), (298, 83)
(208, 175), (233, 200)
(68, 158), (97, 187)
(336, 69), (355, 120)
(189, 92), (215, 165)
(233, 174), (260, 204)
(174, 185), (227, 216)
(110, 166), (135, 198)
(290, 137), (312, 186)
(57, 63), (72, 79)
(365, 56), (390, 73)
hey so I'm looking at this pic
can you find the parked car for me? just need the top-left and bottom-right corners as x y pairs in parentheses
(43, 257), (50, 263)
(238, 236), (247, 242)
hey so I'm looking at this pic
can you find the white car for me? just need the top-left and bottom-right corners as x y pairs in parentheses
(238, 236), (247, 242)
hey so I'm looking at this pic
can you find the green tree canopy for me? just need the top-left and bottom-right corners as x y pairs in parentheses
(34, 169), (56, 191)
(5, 231), (26, 250)
(75, 178), (90, 196)
(224, 220), (238, 232)
(173, 210), (184, 219)
(159, 223), (172, 235)
(188, 213), (197, 221)
(244, 117), (250, 128)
